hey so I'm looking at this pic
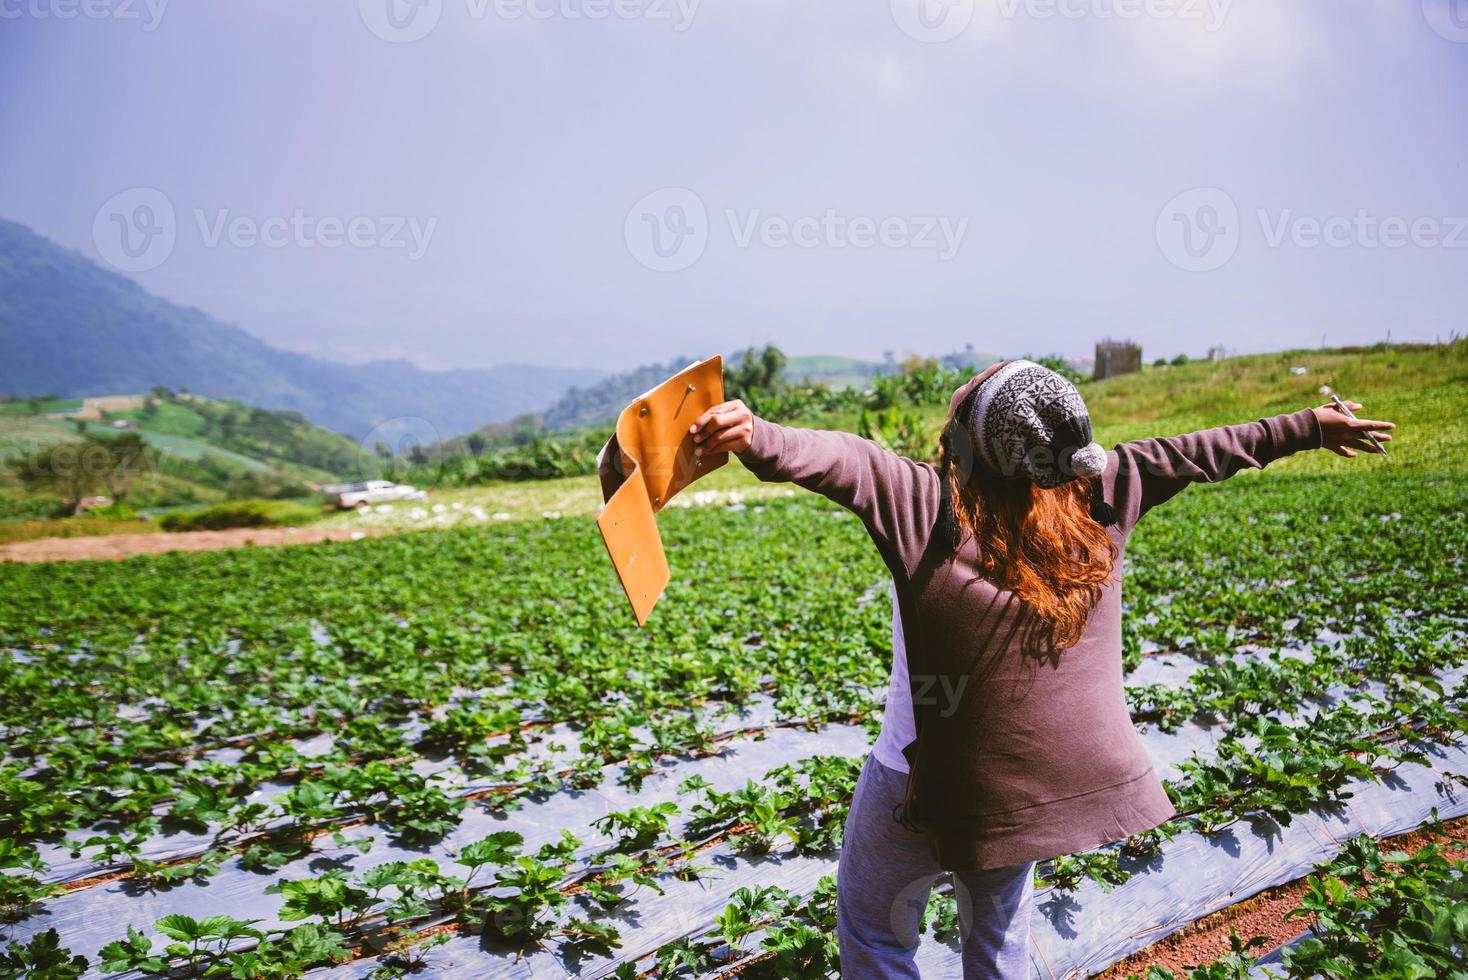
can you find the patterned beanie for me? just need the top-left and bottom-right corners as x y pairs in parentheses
(936, 359), (1116, 553)
(967, 359), (1107, 488)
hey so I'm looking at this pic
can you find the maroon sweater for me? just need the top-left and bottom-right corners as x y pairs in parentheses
(737, 408), (1323, 871)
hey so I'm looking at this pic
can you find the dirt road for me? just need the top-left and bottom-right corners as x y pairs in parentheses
(0, 526), (387, 563)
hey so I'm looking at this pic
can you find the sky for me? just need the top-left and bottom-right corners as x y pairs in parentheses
(1, 0), (1465, 373)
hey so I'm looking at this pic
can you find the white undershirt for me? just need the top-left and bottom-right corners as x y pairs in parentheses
(871, 580), (915, 773)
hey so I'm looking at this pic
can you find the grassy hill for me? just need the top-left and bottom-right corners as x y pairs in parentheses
(0, 390), (367, 523)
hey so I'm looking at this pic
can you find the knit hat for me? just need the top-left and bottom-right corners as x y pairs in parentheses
(936, 360), (1115, 549)
(968, 359), (1107, 487)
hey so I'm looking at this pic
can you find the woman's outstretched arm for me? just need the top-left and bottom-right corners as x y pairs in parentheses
(690, 399), (939, 578)
(1110, 399), (1395, 530)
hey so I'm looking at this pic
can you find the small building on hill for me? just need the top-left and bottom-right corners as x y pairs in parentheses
(1094, 339), (1143, 381)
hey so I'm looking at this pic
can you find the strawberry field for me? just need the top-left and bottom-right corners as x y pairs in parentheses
(3, 351), (1467, 979)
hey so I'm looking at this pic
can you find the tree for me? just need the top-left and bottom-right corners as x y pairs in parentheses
(1171, 353), (1190, 366)
(725, 345), (788, 413)
(10, 432), (150, 514)
(466, 433), (487, 456)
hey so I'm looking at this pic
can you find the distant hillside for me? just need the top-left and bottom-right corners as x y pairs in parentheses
(0, 219), (605, 439)
(783, 355), (884, 389)
(540, 348), (1006, 431)
(0, 390), (375, 517)
(540, 355), (704, 430)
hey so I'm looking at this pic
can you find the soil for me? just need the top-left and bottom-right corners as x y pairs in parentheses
(0, 526), (388, 563)
(1100, 815), (1468, 977)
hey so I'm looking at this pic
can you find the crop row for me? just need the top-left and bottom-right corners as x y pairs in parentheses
(1, 460), (1463, 976)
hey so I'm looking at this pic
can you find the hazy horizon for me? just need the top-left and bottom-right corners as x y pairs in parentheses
(2, 1), (1465, 374)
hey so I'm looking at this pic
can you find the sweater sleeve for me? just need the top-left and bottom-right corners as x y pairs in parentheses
(1107, 408), (1322, 531)
(735, 416), (939, 578)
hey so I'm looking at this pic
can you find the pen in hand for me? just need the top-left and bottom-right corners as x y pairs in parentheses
(1324, 389), (1388, 456)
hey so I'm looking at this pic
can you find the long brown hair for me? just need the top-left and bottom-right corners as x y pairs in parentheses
(937, 391), (1117, 652)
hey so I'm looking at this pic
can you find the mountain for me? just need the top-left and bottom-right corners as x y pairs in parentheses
(0, 219), (605, 439)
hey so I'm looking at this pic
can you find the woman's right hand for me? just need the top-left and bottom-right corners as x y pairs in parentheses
(1311, 400), (1394, 458)
(691, 399), (754, 457)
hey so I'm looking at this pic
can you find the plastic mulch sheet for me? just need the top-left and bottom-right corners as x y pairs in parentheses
(13, 648), (1466, 979)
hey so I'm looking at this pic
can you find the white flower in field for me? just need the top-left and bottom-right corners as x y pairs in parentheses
(1318, 385), (1331, 395)
(451, 501), (464, 510)
(375, 505), (394, 514)
(541, 510), (562, 519)
(410, 508), (428, 520)
(492, 512), (511, 520)
(350, 531), (366, 541)
(1290, 366), (1308, 375)
(725, 503), (747, 512)
(469, 507), (488, 521)
(432, 504), (447, 514)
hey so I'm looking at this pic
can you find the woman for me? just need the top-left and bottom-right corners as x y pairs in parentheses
(691, 359), (1395, 977)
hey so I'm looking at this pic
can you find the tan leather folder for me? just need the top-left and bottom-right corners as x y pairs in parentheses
(596, 356), (728, 625)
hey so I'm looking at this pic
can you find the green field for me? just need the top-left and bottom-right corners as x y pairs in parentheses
(0, 343), (1465, 977)
(0, 392), (361, 523)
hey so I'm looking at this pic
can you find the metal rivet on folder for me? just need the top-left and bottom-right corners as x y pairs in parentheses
(652, 496), (661, 506)
(639, 405), (648, 416)
(686, 384), (695, 392)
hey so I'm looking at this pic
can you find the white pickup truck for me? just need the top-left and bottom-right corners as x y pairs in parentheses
(323, 480), (427, 510)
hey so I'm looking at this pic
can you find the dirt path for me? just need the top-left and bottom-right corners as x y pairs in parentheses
(0, 526), (388, 563)
(1101, 815), (1468, 977)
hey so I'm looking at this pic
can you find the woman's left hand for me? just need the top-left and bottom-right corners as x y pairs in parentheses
(1312, 400), (1394, 458)
(691, 399), (754, 456)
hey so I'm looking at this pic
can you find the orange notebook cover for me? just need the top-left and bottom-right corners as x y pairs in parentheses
(596, 356), (728, 625)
